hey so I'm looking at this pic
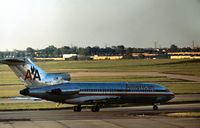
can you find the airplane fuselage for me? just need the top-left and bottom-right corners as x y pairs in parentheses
(20, 82), (174, 106)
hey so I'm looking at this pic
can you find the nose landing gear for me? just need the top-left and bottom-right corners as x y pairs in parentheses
(73, 105), (82, 112)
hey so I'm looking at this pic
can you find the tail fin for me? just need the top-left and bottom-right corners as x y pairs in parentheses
(0, 58), (70, 87)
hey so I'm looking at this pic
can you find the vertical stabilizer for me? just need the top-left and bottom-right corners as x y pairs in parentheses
(0, 58), (71, 87)
(0, 58), (47, 87)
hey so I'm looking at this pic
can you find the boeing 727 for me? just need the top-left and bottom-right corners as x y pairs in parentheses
(0, 58), (174, 112)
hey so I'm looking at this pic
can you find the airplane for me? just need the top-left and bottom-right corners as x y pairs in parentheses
(0, 58), (174, 112)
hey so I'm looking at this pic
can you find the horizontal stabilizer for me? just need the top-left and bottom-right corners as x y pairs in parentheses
(0, 58), (25, 65)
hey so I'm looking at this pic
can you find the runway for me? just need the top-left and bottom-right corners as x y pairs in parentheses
(0, 103), (199, 128)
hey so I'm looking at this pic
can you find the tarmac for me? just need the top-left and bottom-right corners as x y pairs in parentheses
(0, 103), (199, 128)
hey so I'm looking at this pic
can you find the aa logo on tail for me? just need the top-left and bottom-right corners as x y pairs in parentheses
(25, 66), (41, 80)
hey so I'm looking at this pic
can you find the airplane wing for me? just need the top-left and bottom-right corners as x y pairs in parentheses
(47, 88), (79, 95)
(65, 95), (120, 104)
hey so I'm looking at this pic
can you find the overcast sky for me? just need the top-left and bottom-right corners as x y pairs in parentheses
(0, 0), (200, 51)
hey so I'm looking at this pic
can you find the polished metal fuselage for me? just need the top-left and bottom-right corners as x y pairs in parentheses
(21, 82), (174, 105)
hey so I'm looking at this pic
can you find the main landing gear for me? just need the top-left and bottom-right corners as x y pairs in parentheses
(91, 105), (100, 112)
(73, 105), (100, 112)
(153, 103), (159, 110)
(73, 105), (82, 112)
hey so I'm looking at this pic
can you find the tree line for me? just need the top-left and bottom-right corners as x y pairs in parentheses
(0, 44), (199, 59)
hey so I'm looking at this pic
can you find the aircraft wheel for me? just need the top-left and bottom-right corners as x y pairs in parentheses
(153, 105), (158, 110)
(74, 105), (82, 112)
(91, 106), (100, 112)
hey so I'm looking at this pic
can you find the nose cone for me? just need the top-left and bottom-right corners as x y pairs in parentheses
(20, 88), (30, 95)
(169, 93), (175, 100)
(158, 92), (175, 103)
(166, 92), (175, 102)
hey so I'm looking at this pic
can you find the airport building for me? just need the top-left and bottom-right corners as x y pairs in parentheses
(34, 57), (65, 61)
(168, 52), (200, 59)
(91, 55), (123, 60)
(63, 54), (78, 60)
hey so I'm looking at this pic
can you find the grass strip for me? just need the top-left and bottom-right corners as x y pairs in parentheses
(0, 102), (73, 111)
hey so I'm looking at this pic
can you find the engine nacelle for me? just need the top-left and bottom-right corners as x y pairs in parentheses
(47, 73), (71, 81)
(43, 73), (71, 85)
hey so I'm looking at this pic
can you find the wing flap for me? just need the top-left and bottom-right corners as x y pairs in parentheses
(65, 95), (120, 104)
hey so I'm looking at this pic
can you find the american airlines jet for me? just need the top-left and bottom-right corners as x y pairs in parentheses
(0, 58), (174, 112)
